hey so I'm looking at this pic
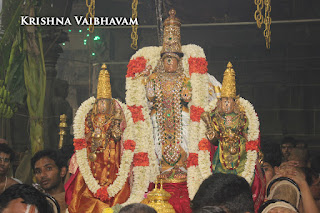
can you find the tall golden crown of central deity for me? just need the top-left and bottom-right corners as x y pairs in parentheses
(221, 62), (237, 98)
(160, 9), (183, 58)
(97, 63), (112, 99)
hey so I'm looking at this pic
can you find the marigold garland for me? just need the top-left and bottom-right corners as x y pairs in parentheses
(73, 138), (87, 150)
(198, 138), (210, 151)
(190, 105), (205, 122)
(133, 152), (149, 167)
(124, 140), (136, 151)
(128, 105), (145, 123)
(126, 57), (147, 78)
(187, 153), (199, 168)
(188, 57), (208, 75)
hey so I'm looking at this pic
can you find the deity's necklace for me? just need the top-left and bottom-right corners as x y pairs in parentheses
(216, 111), (242, 170)
(155, 72), (184, 166)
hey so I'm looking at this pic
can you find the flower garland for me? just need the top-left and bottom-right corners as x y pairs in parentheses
(203, 97), (260, 184)
(125, 44), (212, 202)
(73, 97), (135, 199)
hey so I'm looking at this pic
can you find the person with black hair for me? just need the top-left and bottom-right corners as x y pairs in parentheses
(281, 137), (296, 163)
(31, 149), (67, 212)
(191, 173), (254, 213)
(260, 141), (282, 186)
(119, 203), (157, 213)
(0, 143), (19, 194)
(0, 183), (54, 213)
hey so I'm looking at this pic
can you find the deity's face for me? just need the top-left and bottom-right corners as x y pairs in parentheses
(220, 97), (235, 114)
(95, 99), (112, 114)
(163, 56), (179, 73)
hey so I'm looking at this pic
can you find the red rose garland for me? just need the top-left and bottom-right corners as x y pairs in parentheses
(133, 152), (149, 167)
(73, 138), (87, 150)
(126, 57), (147, 78)
(124, 140), (136, 151)
(128, 105), (145, 123)
(187, 153), (199, 168)
(246, 139), (260, 152)
(95, 186), (109, 202)
(190, 105), (205, 122)
(188, 57), (208, 75)
(198, 138), (210, 151)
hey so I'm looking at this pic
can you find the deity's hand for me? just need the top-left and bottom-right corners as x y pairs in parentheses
(133, 65), (152, 81)
(111, 119), (122, 141)
(205, 129), (215, 142)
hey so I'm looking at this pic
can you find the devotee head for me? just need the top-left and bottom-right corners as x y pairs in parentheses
(0, 138), (8, 145)
(0, 143), (15, 179)
(119, 203), (157, 213)
(261, 141), (282, 185)
(193, 206), (227, 213)
(191, 173), (254, 213)
(281, 137), (296, 162)
(0, 183), (53, 213)
(31, 150), (66, 195)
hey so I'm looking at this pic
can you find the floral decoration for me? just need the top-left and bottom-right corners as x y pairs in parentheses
(73, 138), (87, 150)
(73, 97), (135, 199)
(126, 57), (147, 78)
(124, 140), (136, 151)
(128, 105), (145, 123)
(102, 208), (114, 213)
(204, 97), (260, 184)
(187, 153), (199, 168)
(133, 152), (149, 167)
(198, 138), (210, 151)
(190, 105), (205, 122)
(246, 139), (260, 152)
(188, 57), (208, 75)
(95, 186), (109, 202)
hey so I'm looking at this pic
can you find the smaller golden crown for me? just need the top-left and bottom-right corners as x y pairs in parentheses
(221, 62), (236, 98)
(97, 64), (112, 99)
(160, 9), (183, 58)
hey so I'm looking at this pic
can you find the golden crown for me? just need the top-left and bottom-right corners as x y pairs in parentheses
(221, 62), (236, 98)
(97, 64), (112, 99)
(160, 9), (183, 58)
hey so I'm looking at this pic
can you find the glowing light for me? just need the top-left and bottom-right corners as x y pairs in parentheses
(93, 36), (101, 41)
(62, 43), (66, 46)
(79, 29), (82, 33)
(68, 29), (71, 32)
(92, 52), (95, 56)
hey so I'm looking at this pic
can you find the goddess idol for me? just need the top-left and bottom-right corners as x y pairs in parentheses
(201, 62), (265, 212)
(123, 9), (221, 213)
(66, 65), (131, 213)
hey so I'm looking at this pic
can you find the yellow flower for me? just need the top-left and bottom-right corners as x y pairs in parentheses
(102, 208), (114, 213)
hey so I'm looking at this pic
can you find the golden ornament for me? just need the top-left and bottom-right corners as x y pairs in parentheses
(160, 9), (183, 59)
(145, 180), (175, 213)
(97, 64), (112, 99)
(221, 62), (236, 98)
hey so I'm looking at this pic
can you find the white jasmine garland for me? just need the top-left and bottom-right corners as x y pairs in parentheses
(125, 45), (211, 202)
(74, 97), (135, 197)
(204, 97), (259, 184)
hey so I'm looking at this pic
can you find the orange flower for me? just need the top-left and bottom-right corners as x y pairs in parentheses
(73, 138), (87, 150)
(126, 57), (147, 78)
(198, 138), (210, 151)
(246, 139), (260, 152)
(188, 57), (208, 75)
(190, 105), (204, 122)
(124, 140), (136, 151)
(133, 152), (149, 167)
(128, 105), (145, 123)
(95, 186), (109, 201)
(187, 153), (198, 168)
